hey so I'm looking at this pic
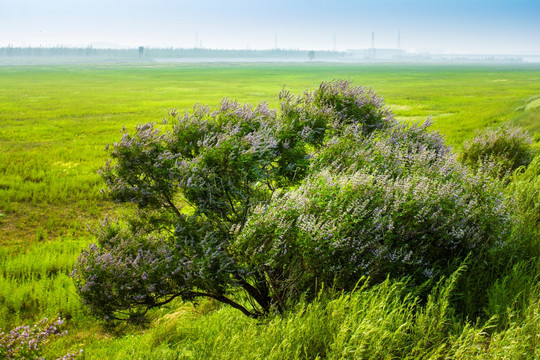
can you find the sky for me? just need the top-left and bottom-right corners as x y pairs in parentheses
(1, 0), (539, 54)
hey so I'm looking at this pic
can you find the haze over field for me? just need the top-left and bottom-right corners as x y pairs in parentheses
(1, 0), (539, 55)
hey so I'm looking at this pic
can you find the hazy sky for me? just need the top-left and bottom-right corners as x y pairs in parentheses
(1, 0), (539, 54)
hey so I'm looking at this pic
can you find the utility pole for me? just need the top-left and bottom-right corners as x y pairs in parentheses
(371, 32), (376, 58)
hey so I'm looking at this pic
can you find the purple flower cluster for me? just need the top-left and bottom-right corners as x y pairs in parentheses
(72, 220), (187, 321)
(0, 316), (81, 359)
(312, 80), (395, 137)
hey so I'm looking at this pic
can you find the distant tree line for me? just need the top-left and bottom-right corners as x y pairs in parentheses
(0, 46), (348, 60)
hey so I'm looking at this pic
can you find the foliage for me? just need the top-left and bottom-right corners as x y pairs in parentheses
(236, 118), (510, 304)
(73, 80), (514, 322)
(236, 167), (508, 295)
(459, 126), (536, 178)
(484, 259), (540, 331)
(0, 316), (81, 360)
(72, 223), (184, 322)
(453, 155), (540, 321)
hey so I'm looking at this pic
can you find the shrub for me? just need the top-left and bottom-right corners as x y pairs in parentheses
(72, 219), (186, 322)
(235, 136), (510, 296)
(73, 80), (511, 322)
(460, 126), (536, 178)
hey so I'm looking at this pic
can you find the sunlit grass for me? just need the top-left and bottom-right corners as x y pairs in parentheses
(1, 64), (539, 247)
(0, 238), (90, 329)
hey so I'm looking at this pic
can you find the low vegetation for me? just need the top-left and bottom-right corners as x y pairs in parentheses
(1, 64), (539, 359)
(460, 126), (536, 178)
(77, 270), (539, 359)
(0, 316), (80, 359)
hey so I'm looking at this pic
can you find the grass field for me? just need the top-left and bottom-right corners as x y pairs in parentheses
(2, 63), (540, 246)
(1, 62), (539, 358)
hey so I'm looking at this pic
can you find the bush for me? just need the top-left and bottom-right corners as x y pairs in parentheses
(73, 80), (512, 321)
(235, 124), (510, 297)
(72, 219), (185, 322)
(460, 126), (536, 178)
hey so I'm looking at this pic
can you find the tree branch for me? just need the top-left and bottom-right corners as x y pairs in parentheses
(265, 270), (286, 313)
(188, 291), (261, 318)
(236, 275), (270, 313)
(163, 194), (183, 219)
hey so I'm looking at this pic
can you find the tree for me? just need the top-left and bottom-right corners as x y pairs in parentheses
(73, 80), (510, 321)
(308, 50), (315, 61)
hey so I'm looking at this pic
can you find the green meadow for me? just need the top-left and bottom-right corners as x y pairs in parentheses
(2, 63), (539, 247)
(1, 63), (540, 358)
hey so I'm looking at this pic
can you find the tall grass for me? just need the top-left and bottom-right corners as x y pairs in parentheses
(0, 238), (89, 329)
(68, 265), (538, 359)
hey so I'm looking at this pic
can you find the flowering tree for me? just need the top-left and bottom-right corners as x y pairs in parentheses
(73, 80), (510, 321)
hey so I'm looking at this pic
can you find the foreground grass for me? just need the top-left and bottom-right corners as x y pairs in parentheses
(46, 263), (539, 359)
